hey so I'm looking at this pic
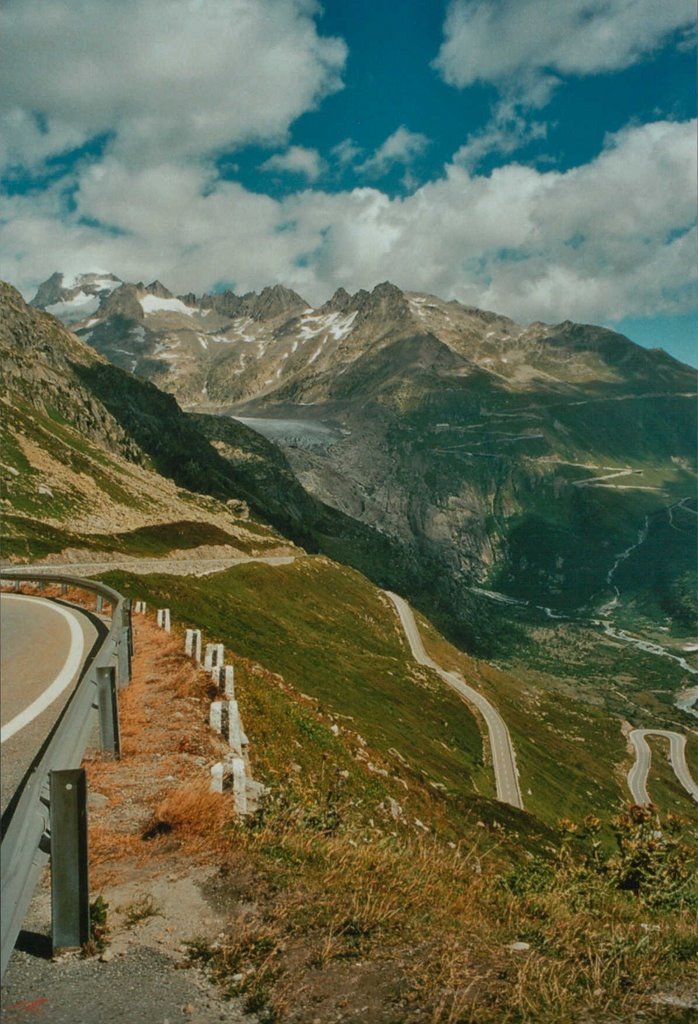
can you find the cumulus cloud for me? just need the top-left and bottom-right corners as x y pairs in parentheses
(0, 0), (346, 168)
(356, 127), (430, 177)
(3, 119), (694, 332)
(435, 0), (695, 99)
(260, 145), (326, 181)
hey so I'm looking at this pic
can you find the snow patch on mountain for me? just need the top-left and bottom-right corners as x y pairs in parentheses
(140, 295), (196, 316)
(46, 292), (101, 321)
(61, 272), (121, 292)
(298, 311), (357, 343)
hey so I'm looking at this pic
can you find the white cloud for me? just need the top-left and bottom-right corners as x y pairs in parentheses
(331, 138), (362, 166)
(260, 145), (326, 181)
(356, 127), (430, 177)
(0, 0), (346, 168)
(453, 100), (547, 172)
(435, 0), (695, 96)
(2, 120), (695, 333)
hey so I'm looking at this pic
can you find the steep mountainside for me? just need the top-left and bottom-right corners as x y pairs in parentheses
(1, 283), (415, 597)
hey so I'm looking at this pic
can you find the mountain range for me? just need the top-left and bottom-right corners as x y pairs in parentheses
(29, 271), (698, 653)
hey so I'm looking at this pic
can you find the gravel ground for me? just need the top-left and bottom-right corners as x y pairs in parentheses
(1, 943), (253, 1024)
(1, 868), (256, 1024)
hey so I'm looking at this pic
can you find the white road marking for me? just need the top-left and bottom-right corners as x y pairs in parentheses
(0, 595), (86, 743)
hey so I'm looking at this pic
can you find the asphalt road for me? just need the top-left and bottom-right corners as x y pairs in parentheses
(0, 555), (297, 579)
(627, 729), (698, 806)
(0, 593), (99, 818)
(384, 591), (523, 810)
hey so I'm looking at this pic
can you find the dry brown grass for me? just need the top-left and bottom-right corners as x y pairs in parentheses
(84, 614), (236, 885)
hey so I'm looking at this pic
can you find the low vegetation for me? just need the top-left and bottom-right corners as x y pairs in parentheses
(84, 604), (696, 1023)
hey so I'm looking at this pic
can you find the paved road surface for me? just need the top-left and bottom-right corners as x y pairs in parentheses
(384, 591), (523, 809)
(0, 555), (297, 579)
(0, 594), (99, 818)
(627, 729), (698, 806)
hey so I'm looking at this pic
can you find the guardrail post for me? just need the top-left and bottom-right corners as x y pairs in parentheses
(50, 769), (90, 951)
(185, 629), (202, 661)
(96, 594), (105, 613)
(125, 600), (134, 657)
(117, 628), (131, 687)
(117, 604), (132, 686)
(96, 666), (120, 757)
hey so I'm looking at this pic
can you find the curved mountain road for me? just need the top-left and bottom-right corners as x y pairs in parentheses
(384, 591), (523, 809)
(627, 729), (698, 806)
(0, 593), (100, 816)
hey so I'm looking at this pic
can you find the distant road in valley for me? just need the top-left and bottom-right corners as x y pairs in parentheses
(0, 594), (99, 817)
(627, 729), (698, 806)
(0, 554), (298, 579)
(384, 591), (523, 810)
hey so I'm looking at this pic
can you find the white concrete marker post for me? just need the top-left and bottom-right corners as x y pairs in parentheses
(209, 701), (223, 734)
(223, 665), (235, 699)
(204, 643), (215, 670)
(227, 700), (243, 756)
(192, 630), (202, 663)
(185, 629), (198, 656)
(163, 609), (171, 633)
(211, 665), (223, 688)
(231, 757), (248, 815)
(210, 762), (224, 794)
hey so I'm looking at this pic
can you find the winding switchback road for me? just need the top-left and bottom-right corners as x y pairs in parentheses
(384, 591), (523, 809)
(627, 729), (698, 806)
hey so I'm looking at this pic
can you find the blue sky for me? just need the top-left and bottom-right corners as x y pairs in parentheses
(1, 0), (696, 364)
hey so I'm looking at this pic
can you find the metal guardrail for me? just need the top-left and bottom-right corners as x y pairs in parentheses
(0, 571), (132, 978)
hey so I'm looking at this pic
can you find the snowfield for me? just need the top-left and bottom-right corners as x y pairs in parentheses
(140, 295), (196, 316)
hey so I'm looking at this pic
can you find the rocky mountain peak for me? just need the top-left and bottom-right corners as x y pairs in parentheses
(243, 284), (308, 321)
(321, 287), (354, 314)
(100, 283), (145, 322)
(29, 272), (65, 309)
(29, 271), (123, 323)
(353, 281), (410, 327)
(145, 280), (173, 299)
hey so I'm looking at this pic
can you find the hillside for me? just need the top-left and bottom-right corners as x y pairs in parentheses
(0, 282), (406, 591)
(2, 277), (697, 1020)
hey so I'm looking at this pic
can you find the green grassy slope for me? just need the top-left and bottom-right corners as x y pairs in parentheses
(98, 557), (668, 830)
